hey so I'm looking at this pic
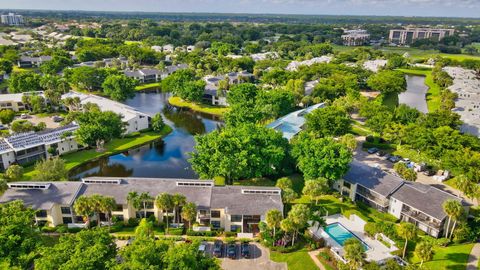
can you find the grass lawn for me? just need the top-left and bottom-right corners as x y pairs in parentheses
(397, 68), (441, 112)
(22, 126), (172, 180)
(270, 248), (318, 270)
(393, 145), (442, 168)
(168, 96), (229, 117)
(410, 243), (475, 270)
(135, 82), (161, 91)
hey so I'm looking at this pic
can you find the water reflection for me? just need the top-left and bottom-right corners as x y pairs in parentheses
(69, 92), (223, 180)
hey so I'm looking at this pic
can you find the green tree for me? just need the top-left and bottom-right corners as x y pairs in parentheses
(343, 238), (365, 270)
(155, 193), (174, 229)
(0, 109), (15, 125)
(442, 199), (463, 240)
(64, 66), (109, 91)
(114, 237), (168, 269)
(34, 157), (68, 182)
(302, 178), (329, 205)
(8, 72), (42, 93)
(0, 179), (7, 196)
(265, 209), (283, 240)
(454, 175), (478, 201)
(135, 218), (155, 239)
(102, 74), (137, 101)
(181, 202), (197, 229)
(292, 133), (352, 180)
(283, 204), (311, 246)
(163, 241), (220, 269)
(99, 196), (116, 226)
(414, 241), (434, 268)
(305, 106), (351, 137)
(397, 222), (417, 259)
(73, 195), (95, 227)
(339, 134), (358, 152)
(393, 162), (417, 181)
(172, 193), (187, 224)
(367, 70), (406, 95)
(226, 83), (258, 106)
(75, 110), (124, 147)
(35, 228), (116, 270)
(0, 201), (40, 268)
(190, 124), (289, 182)
(386, 55), (407, 69)
(0, 59), (13, 74)
(151, 113), (166, 132)
(5, 165), (23, 181)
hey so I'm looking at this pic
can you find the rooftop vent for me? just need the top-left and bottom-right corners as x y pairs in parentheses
(241, 189), (281, 195)
(176, 181), (214, 187)
(82, 179), (122, 185)
(8, 183), (51, 190)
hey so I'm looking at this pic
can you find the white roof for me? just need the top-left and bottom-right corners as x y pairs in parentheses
(286, 56), (332, 71)
(0, 93), (25, 103)
(363, 60), (388, 73)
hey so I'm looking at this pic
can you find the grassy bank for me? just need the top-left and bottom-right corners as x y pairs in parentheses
(135, 82), (161, 91)
(22, 126), (172, 180)
(410, 243), (474, 270)
(397, 68), (441, 112)
(168, 96), (229, 117)
(270, 248), (318, 270)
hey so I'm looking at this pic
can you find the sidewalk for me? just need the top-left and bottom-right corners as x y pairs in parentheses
(466, 242), (480, 270)
(308, 250), (326, 270)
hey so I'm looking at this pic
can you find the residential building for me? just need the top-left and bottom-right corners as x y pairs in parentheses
(250, 52), (279, 62)
(62, 92), (151, 134)
(0, 124), (79, 171)
(334, 160), (465, 237)
(202, 71), (254, 106)
(74, 57), (128, 68)
(389, 28), (455, 45)
(1, 13), (24, 26)
(341, 30), (370, 46)
(18, 56), (52, 68)
(363, 59), (388, 73)
(124, 68), (162, 83)
(0, 177), (283, 234)
(162, 64), (189, 79)
(0, 93), (27, 112)
(286, 56), (332, 71)
(267, 103), (326, 141)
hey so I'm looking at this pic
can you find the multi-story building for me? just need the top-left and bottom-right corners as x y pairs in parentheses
(334, 160), (465, 238)
(0, 124), (79, 171)
(202, 71), (254, 106)
(1, 13), (24, 26)
(389, 28), (455, 45)
(0, 177), (283, 234)
(124, 68), (163, 83)
(18, 56), (52, 68)
(0, 93), (27, 112)
(62, 92), (151, 134)
(341, 30), (370, 46)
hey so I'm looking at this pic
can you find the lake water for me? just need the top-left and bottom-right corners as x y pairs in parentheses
(69, 91), (223, 180)
(399, 75), (429, 113)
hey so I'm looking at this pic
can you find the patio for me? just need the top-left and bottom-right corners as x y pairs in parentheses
(309, 214), (397, 262)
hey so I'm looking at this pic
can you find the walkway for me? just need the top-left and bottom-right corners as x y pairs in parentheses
(466, 242), (480, 270)
(308, 250), (326, 270)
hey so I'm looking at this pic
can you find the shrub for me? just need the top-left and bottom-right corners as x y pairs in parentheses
(186, 230), (221, 237)
(68, 227), (82, 233)
(126, 218), (139, 227)
(166, 227), (184, 236)
(41, 226), (57, 233)
(55, 224), (68, 234)
(225, 231), (237, 237)
(366, 135), (374, 143)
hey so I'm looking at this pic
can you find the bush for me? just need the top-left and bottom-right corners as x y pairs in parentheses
(67, 227), (82, 233)
(366, 135), (374, 143)
(41, 226), (57, 233)
(186, 230), (221, 237)
(116, 235), (133, 240)
(225, 231), (237, 237)
(55, 224), (68, 234)
(166, 227), (184, 236)
(126, 218), (139, 227)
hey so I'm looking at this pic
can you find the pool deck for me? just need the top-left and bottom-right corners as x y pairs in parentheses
(309, 214), (397, 263)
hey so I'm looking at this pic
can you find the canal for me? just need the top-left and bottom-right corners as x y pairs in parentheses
(399, 75), (429, 113)
(69, 91), (223, 180)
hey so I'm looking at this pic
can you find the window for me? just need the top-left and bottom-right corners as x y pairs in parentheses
(115, 204), (124, 211)
(211, 220), (221, 229)
(62, 217), (73, 224)
(231, 225), (242, 232)
(36, 210), (47, 218)
(61, 207), (71, 214)
(231, 215), (242, 222)
(211, 210), (221, 218)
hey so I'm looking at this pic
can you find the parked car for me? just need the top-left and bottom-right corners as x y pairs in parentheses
(387, 155), (401, 163)
(423, 169), (436, 176)
(213, 240), (223, 258)
(376, 150), (387, 157)
(198, 242), (207, 255)
(240, 243), (250, 258)
(227, 244), (237, 259)
(0, 124), (7, 130)
(20, 113), (28, 119)
(52, 115), (64, 122)
(367, 147), (379, 154)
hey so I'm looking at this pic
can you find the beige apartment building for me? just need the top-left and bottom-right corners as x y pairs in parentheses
(389, 28), (455, 45)
(0, 178), (283, 234)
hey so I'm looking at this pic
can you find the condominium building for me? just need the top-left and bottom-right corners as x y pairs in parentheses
(1, 13), (24, 26)
(0, 124), (79, 171)
(0, 177), (283, 234)
(334, 160), (466, 238)
(341, 30), (370, 46)
(203, 71), (254, 106)
(389, 28), (455, 45)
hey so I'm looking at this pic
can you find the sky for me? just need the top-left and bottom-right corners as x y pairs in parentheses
(1, 0), (479, 18)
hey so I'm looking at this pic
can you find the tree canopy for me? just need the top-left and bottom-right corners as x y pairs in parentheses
(367, 70), (406, 95)
(102, 74), (137, 101)
(75, 110), (124, 147)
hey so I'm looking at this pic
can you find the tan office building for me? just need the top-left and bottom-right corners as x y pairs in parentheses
(389, 28), (455, 45)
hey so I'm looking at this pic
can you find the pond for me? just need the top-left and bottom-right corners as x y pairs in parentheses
(68, 91), (223, 180)
(399, 75), (429, 113)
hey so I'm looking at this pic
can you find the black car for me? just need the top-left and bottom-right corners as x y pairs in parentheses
(213, 241), (223, 258)
(367, 147), (379, 154)
(227, 244), (237, 259)
(387, 155), (401, 163)
(241, 243), (250, 258)
(376, 150), (387, 157)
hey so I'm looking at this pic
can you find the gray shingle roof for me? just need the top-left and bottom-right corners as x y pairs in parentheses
(344, 160), (404, 197)
(0, 182), (84, 209)
(391, 182), (462, 221)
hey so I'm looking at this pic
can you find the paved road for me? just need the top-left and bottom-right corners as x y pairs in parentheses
(466, 243), (480, 270)
(220, 243), (286, 270)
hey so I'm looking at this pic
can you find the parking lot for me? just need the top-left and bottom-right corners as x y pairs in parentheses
(201, 242), (286, 270)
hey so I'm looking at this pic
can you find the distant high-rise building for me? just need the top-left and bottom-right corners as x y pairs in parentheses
(389, 28), (455, 45)
(1, 13), (24, 26)
(341, 29), (370, 46)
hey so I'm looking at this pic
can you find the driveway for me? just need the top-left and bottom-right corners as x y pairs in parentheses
(218, 242), (286, 270)
(15, 114), (62, 129)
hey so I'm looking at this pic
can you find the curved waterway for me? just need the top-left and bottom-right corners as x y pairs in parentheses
(69, 91), (223, 180)
(399, 75), (429, 113)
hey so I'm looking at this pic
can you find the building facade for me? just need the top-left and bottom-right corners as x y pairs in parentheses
(389, 28), (455, 45)
(0, 177), (283, 233)
(1, 13), (24, 26)
(341, 30), (370, 46)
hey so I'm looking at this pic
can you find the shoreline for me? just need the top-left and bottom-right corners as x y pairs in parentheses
(168, 96), (229, 117)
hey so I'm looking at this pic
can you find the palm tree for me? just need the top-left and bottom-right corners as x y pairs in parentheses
(0, 179), (7, 196)
(280, 218), (295, 247)
(90, 194), (105, 227)
(265, 209), (283, 242)
(455, 175), (477, 200)
(138, 192), (153, 218)
(127, 191), (141, 217)
(181, 202), (197, 229)
(155, 193), (174, 229)
(344, 238), (365, 270)
(397, 222), (417, 259)
(172, 193), (186, 224)
(415, 241), (434, 268)
(99, 196), (116, 226)
(73, 196), (94, 228)
(443, 199), (463, 239)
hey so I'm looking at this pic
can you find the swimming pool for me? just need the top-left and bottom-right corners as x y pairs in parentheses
(324, 223), (370, 250)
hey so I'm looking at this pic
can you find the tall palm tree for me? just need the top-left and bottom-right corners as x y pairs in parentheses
(172, 193), (186, 224)
(397, 222), (417, 259)
(443, 199), (463, 239)
(73, 196), (94, 228)
(265, 209), (283, 242)
(127, 191), (141, 217)
(155, 193), (174, 229)
(181, 202), (197, 229)
(138, 192), (153, 218)
(90, 194), (105, 227)
(99, 196), (116, 226)
(415, 241), (434, 268)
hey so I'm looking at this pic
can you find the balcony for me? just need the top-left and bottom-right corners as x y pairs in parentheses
(356, 191), (389, 208)
(401, 209), (441, 229)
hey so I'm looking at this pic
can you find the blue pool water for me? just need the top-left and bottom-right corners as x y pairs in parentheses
(324, 223), (370, 250)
